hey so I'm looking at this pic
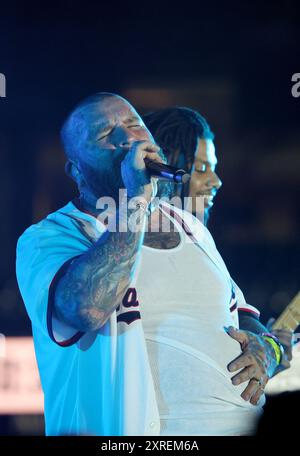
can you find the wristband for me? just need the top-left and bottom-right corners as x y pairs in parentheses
(261, 332), (284, 365)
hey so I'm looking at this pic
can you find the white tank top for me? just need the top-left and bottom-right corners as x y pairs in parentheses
(133, 202), (264, 436)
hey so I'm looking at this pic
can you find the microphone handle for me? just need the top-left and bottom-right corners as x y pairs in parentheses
(144, 158), (190, 184)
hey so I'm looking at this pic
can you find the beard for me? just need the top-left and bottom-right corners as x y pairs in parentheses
(79, 145), (168, 207)
(80, 150), (128, 204)
(84, 167), (124, 202)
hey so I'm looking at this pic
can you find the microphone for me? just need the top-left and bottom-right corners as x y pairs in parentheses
(144, 158), (190, 184)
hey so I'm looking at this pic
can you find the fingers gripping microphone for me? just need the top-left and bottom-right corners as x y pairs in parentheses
(144, 158), (190, 184)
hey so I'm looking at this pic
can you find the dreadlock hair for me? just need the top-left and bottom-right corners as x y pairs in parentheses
(143, 107), (214, 199)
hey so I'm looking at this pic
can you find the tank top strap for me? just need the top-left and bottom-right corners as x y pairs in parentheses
(158, 202), (199, 244)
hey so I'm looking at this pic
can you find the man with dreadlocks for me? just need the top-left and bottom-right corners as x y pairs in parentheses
(143, 107), (219, 225)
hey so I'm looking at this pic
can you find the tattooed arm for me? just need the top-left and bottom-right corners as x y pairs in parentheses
(238, 311), (269, 335)
(54, 209), (145, 332)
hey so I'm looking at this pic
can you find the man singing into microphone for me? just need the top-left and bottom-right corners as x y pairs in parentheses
(16, 93), (281, 436)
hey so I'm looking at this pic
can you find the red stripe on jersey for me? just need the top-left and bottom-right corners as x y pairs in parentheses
(47, 256), (85, 347)
(238, 307), (260, 317)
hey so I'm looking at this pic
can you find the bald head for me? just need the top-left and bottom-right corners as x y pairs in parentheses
(60, 92), (154, 202)
(61, 92), (127, 160)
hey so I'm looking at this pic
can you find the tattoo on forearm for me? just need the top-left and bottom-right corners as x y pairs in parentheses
(238, 314), (268, 335)
(54, 210), (145, 332)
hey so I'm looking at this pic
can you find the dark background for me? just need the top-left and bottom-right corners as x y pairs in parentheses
(0, 0), (299, 434)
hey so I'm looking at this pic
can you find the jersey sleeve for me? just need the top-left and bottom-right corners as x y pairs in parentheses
(16, 221), (90, 347)
(231, 279), (261, 320)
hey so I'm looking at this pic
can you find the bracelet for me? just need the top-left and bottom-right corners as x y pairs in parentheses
(261, 332), (284, 365)
(127, 197), (151, 218)
(134, 200), (151, 216)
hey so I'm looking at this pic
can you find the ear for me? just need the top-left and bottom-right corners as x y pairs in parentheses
(64, 160), (79, 181)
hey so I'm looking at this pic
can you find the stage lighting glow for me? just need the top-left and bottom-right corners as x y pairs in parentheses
(0, 337), (43, 414)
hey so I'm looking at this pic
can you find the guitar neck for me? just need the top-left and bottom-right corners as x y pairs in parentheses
(272, 291), (300, 331)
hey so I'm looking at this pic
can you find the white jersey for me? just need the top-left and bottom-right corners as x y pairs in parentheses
(134, 202), (264, 435)
(16, 200), (160, 436)
(16, 199), (262, 436)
